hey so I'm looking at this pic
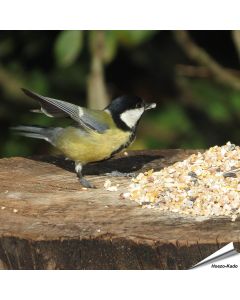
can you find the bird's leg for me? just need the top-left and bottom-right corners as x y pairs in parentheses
(75, 162), (96, 188)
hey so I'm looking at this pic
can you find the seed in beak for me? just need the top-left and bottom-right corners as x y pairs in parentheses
(145, 103), (156, 110)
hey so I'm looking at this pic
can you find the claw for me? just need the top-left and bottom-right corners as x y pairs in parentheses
(79, 177), (96, 189)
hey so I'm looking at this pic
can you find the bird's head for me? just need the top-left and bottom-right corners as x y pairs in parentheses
(105, 95), (156, 130)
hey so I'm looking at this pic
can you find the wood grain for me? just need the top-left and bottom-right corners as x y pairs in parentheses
(0, 149), (239, 269)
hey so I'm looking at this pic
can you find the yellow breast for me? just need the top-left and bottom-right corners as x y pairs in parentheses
(55, 127), (132, 164)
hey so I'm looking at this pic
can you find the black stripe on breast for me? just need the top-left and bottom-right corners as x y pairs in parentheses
(110, 129), (136, 157)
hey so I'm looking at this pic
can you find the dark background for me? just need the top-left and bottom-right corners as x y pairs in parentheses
(1, 30), (240, 157)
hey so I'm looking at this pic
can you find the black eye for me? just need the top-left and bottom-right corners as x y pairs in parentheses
(135, 103), (142, 108)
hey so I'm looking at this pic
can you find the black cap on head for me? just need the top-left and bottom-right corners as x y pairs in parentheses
(106, 95), (145, 114)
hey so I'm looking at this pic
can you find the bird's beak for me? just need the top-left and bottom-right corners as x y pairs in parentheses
(144, 102), (156, 110)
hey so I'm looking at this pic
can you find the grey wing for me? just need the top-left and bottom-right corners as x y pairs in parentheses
(22, 88), (109, 133)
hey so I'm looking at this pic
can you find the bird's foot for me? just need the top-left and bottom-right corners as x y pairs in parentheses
(79, 177), (96, 189)
(75, 162), (96, 188)
(104, 171), (136, 178)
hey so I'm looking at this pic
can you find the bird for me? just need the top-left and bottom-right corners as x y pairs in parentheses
(12, 89), (156, 188)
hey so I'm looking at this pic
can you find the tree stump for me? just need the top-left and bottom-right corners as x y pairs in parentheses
(0, 149), (239, 270)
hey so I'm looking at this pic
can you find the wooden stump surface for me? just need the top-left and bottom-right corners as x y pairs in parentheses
(0, 149), (239, 270)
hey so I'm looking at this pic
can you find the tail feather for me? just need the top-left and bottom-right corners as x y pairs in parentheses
(11, 126), (49, 141)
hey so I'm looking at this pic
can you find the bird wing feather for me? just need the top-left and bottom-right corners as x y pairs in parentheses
(22, 88), (109, 133)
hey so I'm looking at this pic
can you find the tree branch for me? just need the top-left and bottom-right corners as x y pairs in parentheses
(87, 31), (109, 109)
(176, 64), (240, 79)
(174, 31), (240, 90)
(232, 30), (240, 62)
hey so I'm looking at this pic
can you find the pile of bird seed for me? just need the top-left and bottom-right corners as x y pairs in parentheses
(123, 142), (240, 221)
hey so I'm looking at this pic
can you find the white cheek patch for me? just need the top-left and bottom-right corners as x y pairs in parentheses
(120, 108), (144, 128)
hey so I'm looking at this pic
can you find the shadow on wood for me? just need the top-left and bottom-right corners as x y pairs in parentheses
(31, 152), (163, 175)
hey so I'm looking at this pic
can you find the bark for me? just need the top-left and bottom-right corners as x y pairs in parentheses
(0, 150), (239, 269)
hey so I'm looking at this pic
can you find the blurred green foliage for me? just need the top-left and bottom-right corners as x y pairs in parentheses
(0, 30), (240, 158)
(55, 31), (83, 67)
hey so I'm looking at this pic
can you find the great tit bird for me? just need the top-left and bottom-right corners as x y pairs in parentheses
(13, 89), (156, 188)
